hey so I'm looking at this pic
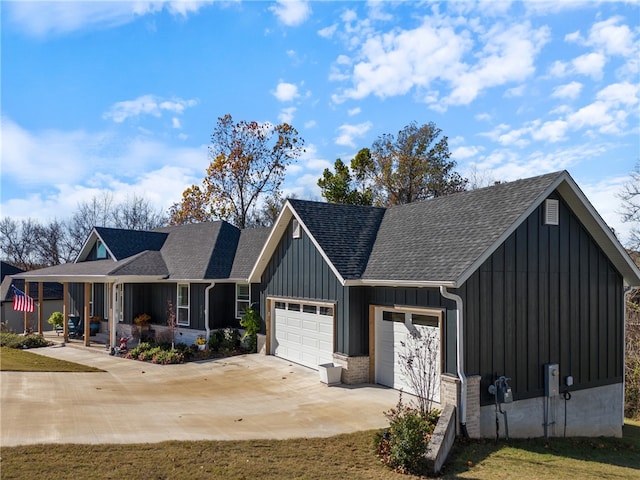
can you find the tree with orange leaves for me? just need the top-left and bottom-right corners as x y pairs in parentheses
(169, 114), (304, 228)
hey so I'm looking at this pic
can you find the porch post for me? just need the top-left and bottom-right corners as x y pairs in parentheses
(63, 282), (69, 342)
(37, 282), (44, 335)
(24, 281), (30, 333)
(83, 282), (91, 346)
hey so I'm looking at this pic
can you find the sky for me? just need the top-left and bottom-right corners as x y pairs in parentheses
(1, 0), (639, 245)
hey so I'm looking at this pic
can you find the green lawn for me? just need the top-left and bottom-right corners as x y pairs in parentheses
(0, 346), (103, 372)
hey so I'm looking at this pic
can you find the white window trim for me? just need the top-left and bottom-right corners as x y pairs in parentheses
(236, 283), (250, 319)
(177, 283), (190, 326)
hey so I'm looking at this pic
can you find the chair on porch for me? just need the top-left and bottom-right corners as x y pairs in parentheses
(68, 316), (84, 339)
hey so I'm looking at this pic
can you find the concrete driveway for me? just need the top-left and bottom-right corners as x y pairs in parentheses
(1, 344), (399, 446)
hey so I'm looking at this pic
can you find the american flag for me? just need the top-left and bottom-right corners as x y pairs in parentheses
(12, 286), (35, 313)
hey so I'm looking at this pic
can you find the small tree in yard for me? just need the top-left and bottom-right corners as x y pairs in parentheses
(376, 324), (441, 476)
(239, 307), (261, 353)
(167, 300), (178, 351)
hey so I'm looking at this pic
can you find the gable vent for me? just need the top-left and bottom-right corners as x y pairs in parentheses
(544, 199), (559, 226)
(292, 219), (301, 239)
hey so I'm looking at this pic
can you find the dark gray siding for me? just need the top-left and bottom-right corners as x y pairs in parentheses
(261, 219), (354, 354)
(359, 287), (457, 373)
(211, 283), (237, 329)
(125, 283), (175, 326)
(457, 194), (624, 405)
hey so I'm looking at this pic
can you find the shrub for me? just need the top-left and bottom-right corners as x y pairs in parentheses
(375, 396), (440, 475)
(0, 332), (51, 349)
(47, 312), (64, 329)
(208, 330), (223, 352)
(152, 349), (184, 364)
(240, 307), (261, 353)
(220, 328), (240, 352)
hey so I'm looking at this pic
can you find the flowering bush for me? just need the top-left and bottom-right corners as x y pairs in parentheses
(195, 336), (206, 345)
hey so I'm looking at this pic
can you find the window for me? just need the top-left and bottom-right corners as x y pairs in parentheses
(412, 313), (439, 327)
(96, 240), (107, 259)
(177, 283), (190, 326)
(275, 301), (286, 310)
(383, 311), (405, 323)
(288, 303), (301, 311)
(292, 219), (301, 239)
(303, 304), (317, 314)
(236, 284), (250, 318)
(115, 284), (123, 323)
(319, 306), (333, 316)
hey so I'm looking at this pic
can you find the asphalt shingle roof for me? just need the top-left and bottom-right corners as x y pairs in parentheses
(362, 171), (565, 283)
(95, 227), (167, 260)
(154, 222), (241, 280)
(288, 199), (386, 280)
(230, 227), (271, 280)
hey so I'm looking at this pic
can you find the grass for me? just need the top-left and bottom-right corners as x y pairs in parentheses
(444, 418), (640, 479)
(0, 346), (103, 372)
(1, 422), (639, 479)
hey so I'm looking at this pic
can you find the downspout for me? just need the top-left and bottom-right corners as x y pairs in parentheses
(111, 280), (122, 349)
(440, 286), (469, 437)
(205, 282), (215, 340)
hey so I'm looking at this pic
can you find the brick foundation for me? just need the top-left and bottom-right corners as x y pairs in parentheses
(332, 353), (369, 384)
(439, 374), (481, 438)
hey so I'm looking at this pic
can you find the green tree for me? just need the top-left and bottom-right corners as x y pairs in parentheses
(367, 121), (467, 206)
(317, 157), (373, 206)
(169, 114), (305, 228)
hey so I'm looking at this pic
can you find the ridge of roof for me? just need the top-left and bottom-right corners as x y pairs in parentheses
(94, 226), (167, 260)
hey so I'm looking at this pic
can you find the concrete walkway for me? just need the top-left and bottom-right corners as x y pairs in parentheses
(1, 343), (400, 446)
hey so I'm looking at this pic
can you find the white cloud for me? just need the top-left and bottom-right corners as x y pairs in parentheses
(334, 121), (372, 148)
(3, 1), (214, 37)
(318, 24), (337, 39)
(571, 52), (606, 79)
(269, 0), (311, 27)
(0, 118), (208, 221)
(330, 15), (549, 111)
(568, 16), (636, 57)
(452, 145), (482, 160)
(272, 82), (300, 102)
(347, 107), (361, 116)
(551, 81), (583, 100)
(172, 117), (182, 129)
(103, 95), (198, 123)
(278, 107), (297, 124)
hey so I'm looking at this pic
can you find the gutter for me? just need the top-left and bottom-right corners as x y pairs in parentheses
(440, 286), (469, 437)
(205, 282), (215, 340)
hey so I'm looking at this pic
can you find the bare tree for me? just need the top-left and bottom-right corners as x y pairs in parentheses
(619, 162), (640, 250)
(0, 217), (42, 270)
(398, 326), (440, 417)
(34, 219), (76, 266)
(111, 194), (167, 230)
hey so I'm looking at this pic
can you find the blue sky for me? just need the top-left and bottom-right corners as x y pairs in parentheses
(1, 1), (639, 244)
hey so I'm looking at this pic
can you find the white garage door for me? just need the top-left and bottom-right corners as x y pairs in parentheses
(273, 300), (334, 370)
(375, 308), (441, 402)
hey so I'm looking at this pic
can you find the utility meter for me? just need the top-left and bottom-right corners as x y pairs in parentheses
(498, 383), (513, 404)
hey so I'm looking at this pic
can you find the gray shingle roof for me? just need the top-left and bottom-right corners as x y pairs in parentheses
(362, 171), (565, 283)
(288, 199), (386, 280)
(153, 222), (240, 280)
(95, 227), (167, 260)
(230, 227), (272, 280)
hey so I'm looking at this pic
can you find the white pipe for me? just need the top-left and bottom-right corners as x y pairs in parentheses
(111, 280), (121, 348)
(205, 282), (215, 340)
(440, 286), (468, 430)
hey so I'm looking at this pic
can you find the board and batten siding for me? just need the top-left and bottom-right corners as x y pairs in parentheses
(457, 194), (624, 406)
(261, 219), (358, 355)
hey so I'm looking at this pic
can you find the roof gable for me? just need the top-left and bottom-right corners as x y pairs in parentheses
(77, 227), (167, 262)
(230, 227), (272, 280)
(363, 171), (567, 286)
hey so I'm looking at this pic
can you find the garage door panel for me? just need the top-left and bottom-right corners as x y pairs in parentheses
(375, 310), (441, 402)
(274, 300), (334, 370)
